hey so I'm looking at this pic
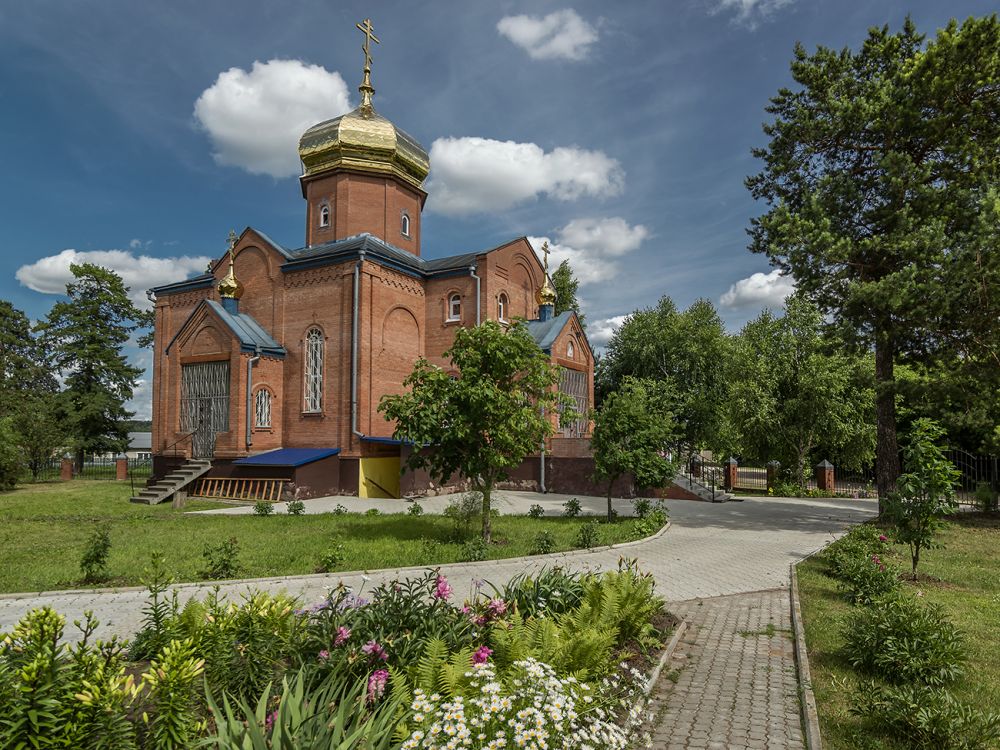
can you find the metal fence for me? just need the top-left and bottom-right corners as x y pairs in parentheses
(944, 449), (999, 506)
(18, 456), (152, 483)
(733, 462), (876, 498)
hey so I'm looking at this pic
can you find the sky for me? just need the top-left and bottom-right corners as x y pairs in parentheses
(1, 0), (995, 419)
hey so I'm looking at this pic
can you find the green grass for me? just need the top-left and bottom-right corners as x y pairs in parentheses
(796, 514), (1000, 749)
(0, 481), (656, 593)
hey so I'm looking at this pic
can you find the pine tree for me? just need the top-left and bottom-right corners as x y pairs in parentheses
(746, 17), (1000, 502)
(37, 264), (148, 469)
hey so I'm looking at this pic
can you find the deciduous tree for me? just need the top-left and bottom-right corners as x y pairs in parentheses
(551, 260), (584, 325)
(591, 377), (677, 521)
(380, 321), (566, 541)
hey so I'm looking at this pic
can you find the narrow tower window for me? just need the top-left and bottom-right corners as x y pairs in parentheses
(498, 293), (509, 323)
(319, 204), (330, 228)
(254, 388), (272, 428)
(401, 211), (411, 237)
(304, 328), (324, 412)
(447, 293), (461, 321)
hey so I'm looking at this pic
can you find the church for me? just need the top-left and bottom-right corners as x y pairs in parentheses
(147, 20), (594, 500)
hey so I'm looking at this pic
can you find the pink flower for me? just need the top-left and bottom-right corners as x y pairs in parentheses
(318, 650), (330, 660)
(433, 575), (453, 600)
(878, 534), (888, 542)
(367, 669), (389, 702)
(333, 626), (351, 647)
(265, 709), (279, 731)
(361, 640), (388, 661)
(472, 645), (493, 665)
(487, 598), (507, 617)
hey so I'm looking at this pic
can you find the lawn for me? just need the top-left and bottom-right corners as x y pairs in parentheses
(796, 514), (1000, 749)
(0, 480), (658, 593)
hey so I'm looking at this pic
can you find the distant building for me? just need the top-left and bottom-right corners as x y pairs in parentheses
(148, 20), (594, 498)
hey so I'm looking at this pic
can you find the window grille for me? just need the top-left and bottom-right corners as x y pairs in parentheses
(558, 367), (589, 437)
(180, 361), (230, 433)
(304, 328), (324, 412)
(448, 294), (461, 321)
(254, 388), (272, 428)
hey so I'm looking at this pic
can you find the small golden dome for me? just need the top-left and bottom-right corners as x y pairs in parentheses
(218, 231), (244, 300)
(298, 106), (430, 190)
(536, 276), (558, 306)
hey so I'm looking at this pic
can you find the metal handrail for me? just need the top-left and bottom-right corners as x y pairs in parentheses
(128, 431), (196, 498)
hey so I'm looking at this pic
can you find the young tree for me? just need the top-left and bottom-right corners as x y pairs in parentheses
(37, 264), (147, 470)
(379, 321), (566, 541)
(746, 17), (1000, 502)
(551, 259), (584, 325)
(0, 417), (24, 489)
(885, 419), (960, 578)
(726, 298), (875, 485)
(14, 401), (64, 480)
(0, 301), (56, 419)
(591, 377), (677, 521)
(597, 296), (729, 454)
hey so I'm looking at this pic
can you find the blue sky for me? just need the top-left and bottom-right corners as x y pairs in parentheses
(1, 0), (995, 417)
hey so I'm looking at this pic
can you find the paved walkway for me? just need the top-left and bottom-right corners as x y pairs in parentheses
(640, 590), (804, 749)
(0, 494), (875, 748)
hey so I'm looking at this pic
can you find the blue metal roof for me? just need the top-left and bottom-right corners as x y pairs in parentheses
(164, 300), (287, 358)
(524, 311), (574, 352)
(234, 448), (341, 466)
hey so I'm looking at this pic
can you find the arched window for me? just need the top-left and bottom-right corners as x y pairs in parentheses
(567, 340), (575, 359)
(254, 388), (272, 428)
(319, 204), (330, 228)
(447, 293), (461, 321)
(498, 293), (509, 323)
(401, 211), (411, 237)
(304, 328), (324, 412)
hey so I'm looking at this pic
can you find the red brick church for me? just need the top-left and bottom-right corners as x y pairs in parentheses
(147, 21), (594, 500)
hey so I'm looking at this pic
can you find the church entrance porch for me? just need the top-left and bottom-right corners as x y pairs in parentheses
(180, 361), (230, 459)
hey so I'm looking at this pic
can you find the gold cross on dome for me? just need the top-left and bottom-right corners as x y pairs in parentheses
(540, 241), (551, 273)
(226, 229), (238, 258)
(356, 18), (380, 108)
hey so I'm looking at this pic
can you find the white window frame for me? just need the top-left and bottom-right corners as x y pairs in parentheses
(254, 388), (272, 428)
(319, 204), (330, 228)
(498, 293), (509, 324)
(401, 211), (411, 237)
(447, 293), (461, 322)
(567, 340), (575, 359)
(304, 328), (324, 413)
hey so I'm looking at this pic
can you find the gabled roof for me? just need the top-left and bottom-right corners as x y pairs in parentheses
(523, 310), (594, 357)
(152, 231), (535, 296)
(164, 299), (286, 358)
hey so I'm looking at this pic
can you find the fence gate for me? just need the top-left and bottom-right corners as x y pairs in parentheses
(180, 361), (230, 459)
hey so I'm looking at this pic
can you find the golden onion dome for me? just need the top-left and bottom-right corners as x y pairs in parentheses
(535, 240), (558, 306)
(298, 106), (429, 191)
(218, 232), (244, 300)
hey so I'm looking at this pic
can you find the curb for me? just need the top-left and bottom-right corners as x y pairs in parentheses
(790, 557), (823, 750)
(0, 521), (672, 602)
(643, 620), (689, 695)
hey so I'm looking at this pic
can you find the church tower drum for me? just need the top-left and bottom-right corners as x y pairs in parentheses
(298, 18), (430, 255)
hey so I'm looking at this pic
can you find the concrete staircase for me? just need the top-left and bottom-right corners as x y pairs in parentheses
(129, 459), (212, 505)
(672, 474), (734, 503)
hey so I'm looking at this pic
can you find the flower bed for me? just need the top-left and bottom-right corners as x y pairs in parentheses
(0, 561), (671, 749)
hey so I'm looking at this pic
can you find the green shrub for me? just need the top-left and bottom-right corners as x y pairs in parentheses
(578, 559), (665, 647)
(129, 552), (180, 661)
(527, 503), (544, 518)
(828, 524), (890, 579)
(633, 507), (668, 540)
(632, 497), (652, 518)
(252, 500), (274, 516)
(80, 524), (112, 583)
(365, 507), (381, 517)
(139, 637), (205, 748)
(444, 493), (481, 540)
(316, 543), (346, 573)
(574, 520), (601, 549)
(286, 499), (305, 516)
(562, 497), (582, 517)
(0, 417), (23, 490)
(333, 503), (348, 515)
(531, 530), (555, 555)
(842, 594), (965, 686)
(419, 537), (443, 564)
(201, 537), (245, 581)
(852, 681), (1000, 750)
(407, 501), (424, 516)
(974, 481), (998, 513)
(461, 536), (489, 562)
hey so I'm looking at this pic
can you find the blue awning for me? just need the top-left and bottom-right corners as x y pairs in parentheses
(234, 448), (340, 467)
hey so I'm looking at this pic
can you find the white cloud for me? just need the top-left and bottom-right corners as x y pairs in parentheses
(588, 314), (629, 347)
(16, 249), (212, 310)
(713, 0), (794, 28)
(497, 9), (599, 61)
(528, 217), (650, 286)
(426, 137), (623, 216)
(194, 59), (352, 179)
(719, 269), (795, 310)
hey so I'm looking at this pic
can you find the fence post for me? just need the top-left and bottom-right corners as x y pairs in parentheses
(115, 453), (129, 481)
(60, 455), (74, 481)
(724, 457), (738, 491)
(815, 460), (834, 492)
(766, 461), (780, 492)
